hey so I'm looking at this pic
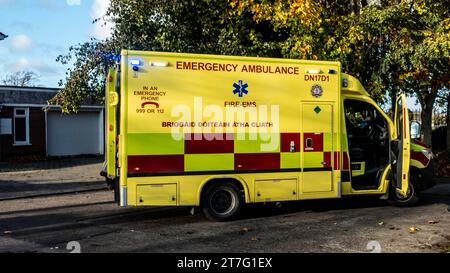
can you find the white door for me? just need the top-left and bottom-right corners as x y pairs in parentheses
(47, 111), (103, 156)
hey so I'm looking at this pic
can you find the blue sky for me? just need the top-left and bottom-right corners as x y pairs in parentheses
(0, 0), (111, 88)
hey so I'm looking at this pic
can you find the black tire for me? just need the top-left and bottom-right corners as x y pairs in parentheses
(388, 175), (419, 207)
(202, 182), (243, 221)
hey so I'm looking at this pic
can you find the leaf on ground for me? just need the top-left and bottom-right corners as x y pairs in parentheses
(427, 220), (439, 224)
(239, 227), (252, 235)
(409, 226), (420, 233)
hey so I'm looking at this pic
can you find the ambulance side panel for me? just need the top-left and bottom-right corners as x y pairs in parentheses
(119, 51), (341, 206)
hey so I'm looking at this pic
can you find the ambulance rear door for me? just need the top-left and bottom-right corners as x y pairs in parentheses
(393, 94), (410, 196)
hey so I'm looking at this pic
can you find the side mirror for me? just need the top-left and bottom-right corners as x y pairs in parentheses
(410, 121), (421, 139)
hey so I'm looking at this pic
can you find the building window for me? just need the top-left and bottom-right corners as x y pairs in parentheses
(14, 107), (30, 145)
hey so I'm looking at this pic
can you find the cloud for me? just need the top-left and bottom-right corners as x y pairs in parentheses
(9, 34), (34, 52)
(0, 0), (13, 6)
(90, 0), (112, 40)
(8, 58), (58, 75)
(66, 0), (81, 6)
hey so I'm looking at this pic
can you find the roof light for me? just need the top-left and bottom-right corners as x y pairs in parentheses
(130, 59), (141, 66)
(151, 61), (169, 67)
(306, 69), (322, 74)
(328, 69), (337, 74)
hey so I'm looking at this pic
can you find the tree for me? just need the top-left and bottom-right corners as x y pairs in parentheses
(436, 89), (450, 152)
(52, 0), (229, 113)
(54, 0), (449, 150)
(447, 92), (450, 152)
(1, 71), (40, 87)
(53, 0), (357, 112)
(336, 0), (449, 147)
(386, 0), (449, 147)
(49, 41), (112, 113)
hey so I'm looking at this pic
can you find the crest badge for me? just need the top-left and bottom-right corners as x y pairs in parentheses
(310, 84), (323, 98)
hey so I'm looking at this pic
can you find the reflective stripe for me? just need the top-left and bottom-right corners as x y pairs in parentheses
(185, 133), (234, 154)
(410, 151), (429, 166)
(323, 152), (340, 170)
(126, 132), (343, 174)
(235, 153), (280, 170)
(128, 155), (184, 174)
(323, 132), (338, 151)
(185, 153), (234, 171)
(234, 133), (280, 153)
(302, 152), (324, 168)
(280, 133), (300, 152)
(280, 152), (301, 169)
(127, 133), (184, 155)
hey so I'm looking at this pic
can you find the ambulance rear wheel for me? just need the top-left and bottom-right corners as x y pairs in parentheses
(202, 182), (243, 221)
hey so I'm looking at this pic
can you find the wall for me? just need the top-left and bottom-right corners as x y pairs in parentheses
(0, 106), (46, 158)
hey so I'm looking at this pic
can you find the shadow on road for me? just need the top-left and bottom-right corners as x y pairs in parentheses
(0, 155), (103, 173)
(0, 181), (106, 200)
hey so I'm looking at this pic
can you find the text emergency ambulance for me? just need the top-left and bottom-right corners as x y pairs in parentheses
(101, 50), (435, 221)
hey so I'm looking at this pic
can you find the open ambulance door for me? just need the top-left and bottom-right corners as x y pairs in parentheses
(393, 94), (410, 196)
(105, 67), (119, 186)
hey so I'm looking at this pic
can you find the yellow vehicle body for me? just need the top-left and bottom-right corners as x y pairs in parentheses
(104, 50), (418, 215)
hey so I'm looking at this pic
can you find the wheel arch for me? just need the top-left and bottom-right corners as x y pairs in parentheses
(197, 175), (250, 206)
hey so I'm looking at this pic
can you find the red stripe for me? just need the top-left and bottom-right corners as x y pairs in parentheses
(323, 152), (332, 168)
(334, 152), (340, 170)
(323, 152), (341, 170)
(412, 138), (429, 148)
(280, 133), (301, 152)
(303, 133), (323, 152)
(235, 153), (280, 171)
(128, 155), (184, 174)
(411, 151), (429, 166)
(185, 133), (234, 154)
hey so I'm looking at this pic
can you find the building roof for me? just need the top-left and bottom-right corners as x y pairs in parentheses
(0, 85), (102, 107)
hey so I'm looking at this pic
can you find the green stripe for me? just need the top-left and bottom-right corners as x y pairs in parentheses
(234, 133), (280, 153)
(303, 152), (324, 168)
(184, 154), (234, 171)
(127, 133), (184, 155)
(323, 132), (339, 151)
(281, 152), (300, 169)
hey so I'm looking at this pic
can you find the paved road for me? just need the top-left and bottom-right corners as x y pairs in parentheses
(0, 184), (449, 253)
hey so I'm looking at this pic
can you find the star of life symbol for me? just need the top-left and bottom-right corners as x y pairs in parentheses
(233, 80), (249, 97)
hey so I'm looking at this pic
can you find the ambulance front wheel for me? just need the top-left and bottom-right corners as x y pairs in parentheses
(202, 182), (243, 221)
(388, 179), (419, 207)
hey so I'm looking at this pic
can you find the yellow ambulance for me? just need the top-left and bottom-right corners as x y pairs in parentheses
(101, 50), (435, 221)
